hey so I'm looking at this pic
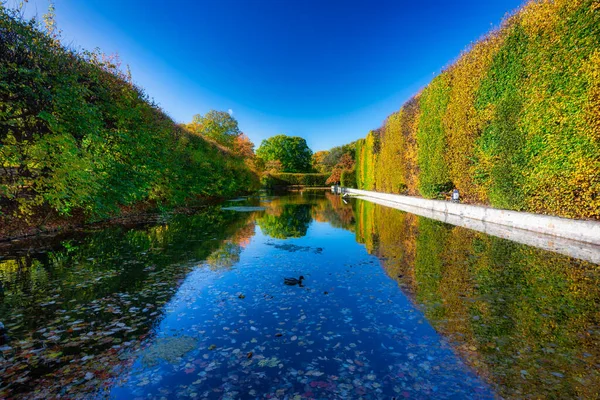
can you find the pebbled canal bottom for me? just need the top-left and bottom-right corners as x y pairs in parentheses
(108, 222), (493, 399)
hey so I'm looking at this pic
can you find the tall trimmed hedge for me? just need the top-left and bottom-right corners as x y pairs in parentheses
(0, 7), (259, 221)
(352, 0), (599, 219)
(356, 131), (379, 191)
(416, 73), (453, 197)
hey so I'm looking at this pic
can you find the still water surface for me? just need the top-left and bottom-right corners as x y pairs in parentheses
(0, 191), (598, 399)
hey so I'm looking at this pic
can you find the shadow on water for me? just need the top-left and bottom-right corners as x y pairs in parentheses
(0, 190), (597, 399)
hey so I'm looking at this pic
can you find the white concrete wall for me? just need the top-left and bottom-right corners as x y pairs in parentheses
(356, 195), (600, 264)
(345, 188), (600, 245)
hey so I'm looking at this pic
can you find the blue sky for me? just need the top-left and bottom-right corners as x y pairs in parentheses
(14, 0), (524, 151)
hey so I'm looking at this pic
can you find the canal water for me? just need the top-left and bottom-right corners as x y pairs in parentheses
(0, 191), (598, 399)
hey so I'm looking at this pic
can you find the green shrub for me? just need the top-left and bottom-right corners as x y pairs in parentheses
(473, 23), (528, 210)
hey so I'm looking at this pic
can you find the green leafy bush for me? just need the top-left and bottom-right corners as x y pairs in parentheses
(0, 7), (258, 221)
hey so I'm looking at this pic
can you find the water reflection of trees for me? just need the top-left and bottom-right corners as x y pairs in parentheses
(0, 208), (255, 399)
(256, 195), (316, 239)
(257, 191), (355, 239)
(205, 221), (255, 270)
(258, 204), (311, 238)
(353, 199), (600, 399)
(4, 192), (596, 398)
(311, 192), (355, 230)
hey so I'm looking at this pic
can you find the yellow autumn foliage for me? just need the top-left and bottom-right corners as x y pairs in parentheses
(352, 0), (599, 219)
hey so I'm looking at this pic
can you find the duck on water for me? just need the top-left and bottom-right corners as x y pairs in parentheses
(284, 276), (304, 287)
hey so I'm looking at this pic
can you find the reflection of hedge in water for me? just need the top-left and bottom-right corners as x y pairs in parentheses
(353, 200), (377, 253)
(352, 0), (599, 218)
(0, 209), (255, 398)
(205, 242), (242, 270)
(353, 199), (600, 399)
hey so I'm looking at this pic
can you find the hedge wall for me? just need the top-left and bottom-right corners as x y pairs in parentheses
(261, 173), (329, 188)
(352, 0), (599, 219)
(356, 131), (379, 191)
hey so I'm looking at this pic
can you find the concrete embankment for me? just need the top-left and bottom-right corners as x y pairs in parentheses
(344, 188), (600, 264)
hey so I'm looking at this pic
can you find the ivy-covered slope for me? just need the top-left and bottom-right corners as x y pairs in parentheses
(353, 0), (599, 219)
(0, 7), (259, 223)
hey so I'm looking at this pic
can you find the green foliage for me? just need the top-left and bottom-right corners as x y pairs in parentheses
(375, 111), (404, 194)
(256, 135), (313, 173)
(373, 100), (420, 195)
(355, 131), (378, 191)
(257, 203), (312, 239)
(473, 24), (528, 209)
(355, 140), (365, 189)
(261, 173), (328, 188)
(513, 0), (600, 218)
(188, 110), (241, 149)
(442, 32), (503, 204)
(416, 73), (453, 198)
(351, 0), (599, 219)
(340, 168), (357, 188)
(0, 7), (258, 220)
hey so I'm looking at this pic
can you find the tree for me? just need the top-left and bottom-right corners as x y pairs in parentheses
(312, 150), (330, 173)
(326, 152), (355, 184)
(233, 133), (255, 158)
(336, 153), (355, 170)
(312, 141), (357, 174)
(265, 160), (283, 173)
(187, 110), (240, 148)
(233, 133), (257, 169)
(256, 135), (313, 173)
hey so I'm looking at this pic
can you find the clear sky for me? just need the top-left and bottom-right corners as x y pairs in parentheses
(13, 0), (524, 151)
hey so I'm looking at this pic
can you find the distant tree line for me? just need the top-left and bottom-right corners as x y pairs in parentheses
(250, 133), (358, 187)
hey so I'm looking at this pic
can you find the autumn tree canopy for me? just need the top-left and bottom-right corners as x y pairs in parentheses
(326, 152), (355, 184)
(233, 133), (255, 158)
